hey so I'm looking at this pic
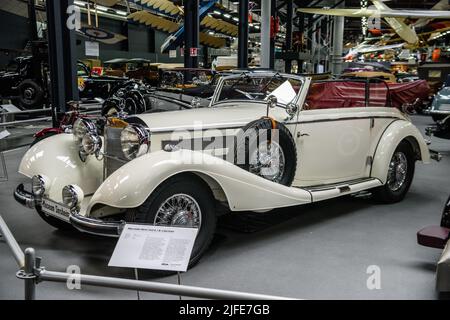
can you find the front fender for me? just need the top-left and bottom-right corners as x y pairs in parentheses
(86, 150), (312, 215)
(371, 120), (430, 184)
(18, 134), (103, 202)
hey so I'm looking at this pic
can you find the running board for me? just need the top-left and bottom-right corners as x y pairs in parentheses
(304, 178), (383, 202)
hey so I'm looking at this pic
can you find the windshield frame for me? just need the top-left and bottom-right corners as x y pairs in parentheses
(209, 71), (305, 108)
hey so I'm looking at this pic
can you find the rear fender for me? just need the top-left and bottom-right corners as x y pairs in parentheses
(371, 120), (430, 184)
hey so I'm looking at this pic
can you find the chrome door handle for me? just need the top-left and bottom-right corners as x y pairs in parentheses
(297, 132), (310, 138)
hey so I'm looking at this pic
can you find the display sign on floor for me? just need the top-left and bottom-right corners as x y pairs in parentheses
(108, 224), (198, 272)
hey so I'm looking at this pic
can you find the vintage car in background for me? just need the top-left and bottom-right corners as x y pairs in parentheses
(14, 71), (431, 269)
(418, 63), (450, 94)
(340, 71), (397, 83)
(101, 79), (209, 117)
(77, 61), (127, 102)
(417, 195), (450, 293)
(103, 58), (159, 86)
(0, 56), (49, 109)
(428, 76), (450, 121)
(425, 81), (450, 140)
(159, 68), (216, 89)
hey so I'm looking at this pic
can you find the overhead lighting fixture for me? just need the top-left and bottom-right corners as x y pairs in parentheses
(213, 10), (221, 15)
(223, 13), (231, 18)
(233, 17), (239, 22)
(254, 25), (260, 29)
(74, 0), (86, 6)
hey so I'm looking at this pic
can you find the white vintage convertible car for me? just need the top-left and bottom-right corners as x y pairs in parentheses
(14, 71), (431, 267)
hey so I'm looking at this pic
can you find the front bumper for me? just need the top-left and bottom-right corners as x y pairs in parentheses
(14, 184), (35, 209)
(14, 184), (124, 237)
(69, 211), (124, 237)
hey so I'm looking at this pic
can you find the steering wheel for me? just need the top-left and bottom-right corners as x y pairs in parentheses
(234, 89), (255, 100)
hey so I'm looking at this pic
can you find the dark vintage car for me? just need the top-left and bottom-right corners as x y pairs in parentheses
(77, 61), (127, 102)
(417, 195), (450, 293)
(418, 63), (450, 94)
(101, 79), (210, 117)
(103, 58), (159, 86)
(0, 56), (49, 109)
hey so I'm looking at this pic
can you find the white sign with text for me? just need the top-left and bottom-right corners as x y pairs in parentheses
(108, 224), (198, 272)
(85, 41), (99, 57)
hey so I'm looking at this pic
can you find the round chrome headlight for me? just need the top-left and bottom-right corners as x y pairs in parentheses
(62, 185), (84, 209)
(81, 133), (102, 155)
(73, 118), (97, 143)
(31, 175), (47, 196)
(120, 124), (150, 160)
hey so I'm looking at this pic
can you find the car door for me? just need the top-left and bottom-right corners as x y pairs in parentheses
(293, 107), (372, 187)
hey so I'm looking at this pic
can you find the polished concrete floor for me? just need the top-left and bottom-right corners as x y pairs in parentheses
(0, 115), (449, 300)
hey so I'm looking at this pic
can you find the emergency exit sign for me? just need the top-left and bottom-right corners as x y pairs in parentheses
(190, 47), (198, 57)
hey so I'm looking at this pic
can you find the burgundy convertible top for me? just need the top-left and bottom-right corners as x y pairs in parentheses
(305, 80), (430, 110)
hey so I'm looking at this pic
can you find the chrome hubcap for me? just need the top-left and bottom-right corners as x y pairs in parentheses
(249, 141), (285, 183)
(387, 151), (408, 192)
(24, 88), (35, 100)
(154, 194), (201, 229)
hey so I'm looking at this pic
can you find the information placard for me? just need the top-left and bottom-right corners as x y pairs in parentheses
(85, 41), (99, 57)
(108, 224), (198, 272)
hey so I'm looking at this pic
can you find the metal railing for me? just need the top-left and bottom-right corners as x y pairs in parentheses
(0, 213), (295, 300)
(0, 102), (103, 127)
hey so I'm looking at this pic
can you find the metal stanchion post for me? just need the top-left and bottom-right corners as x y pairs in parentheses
(23, 248), (36, 300)
(0, 151), (8, 182)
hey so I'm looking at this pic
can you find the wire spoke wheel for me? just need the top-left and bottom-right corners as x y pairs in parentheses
(249, 141), (286, 183)
(387, 151), (408, 192)
(154, 193), (202, 229)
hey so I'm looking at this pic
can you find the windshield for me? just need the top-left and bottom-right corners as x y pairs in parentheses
(213, 72), (303, 106)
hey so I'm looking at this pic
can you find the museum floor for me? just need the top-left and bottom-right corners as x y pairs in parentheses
(0, 115), (449, 300)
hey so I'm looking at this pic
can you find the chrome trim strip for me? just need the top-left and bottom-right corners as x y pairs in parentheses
(304, 177), (377, 192)
(149, 115), (401, 134)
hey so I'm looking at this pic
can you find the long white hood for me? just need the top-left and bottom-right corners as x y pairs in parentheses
(131, 103), (289, 132)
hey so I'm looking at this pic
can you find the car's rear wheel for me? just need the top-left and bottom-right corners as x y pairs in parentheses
(235, 118), (297, 186)
(373, 141), (415, 203)
(126, 174), (216, 274)
(432, 114), (447, 123)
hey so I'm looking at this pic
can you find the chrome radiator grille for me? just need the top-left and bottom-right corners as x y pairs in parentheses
(104, 126), (128, 178)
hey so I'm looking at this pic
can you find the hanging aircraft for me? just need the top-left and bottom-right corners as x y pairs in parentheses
(298, 0), (450, 45)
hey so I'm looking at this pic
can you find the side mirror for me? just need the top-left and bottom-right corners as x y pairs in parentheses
(286, 103), (298, 118)
(267, 95), (278, 109)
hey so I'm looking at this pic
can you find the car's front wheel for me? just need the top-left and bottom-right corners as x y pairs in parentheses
(373, 141), (415, 203)
(126, 174), (217, 272)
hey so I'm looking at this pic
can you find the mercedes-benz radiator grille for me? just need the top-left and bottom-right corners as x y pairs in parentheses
(104, 126), (128, 178)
